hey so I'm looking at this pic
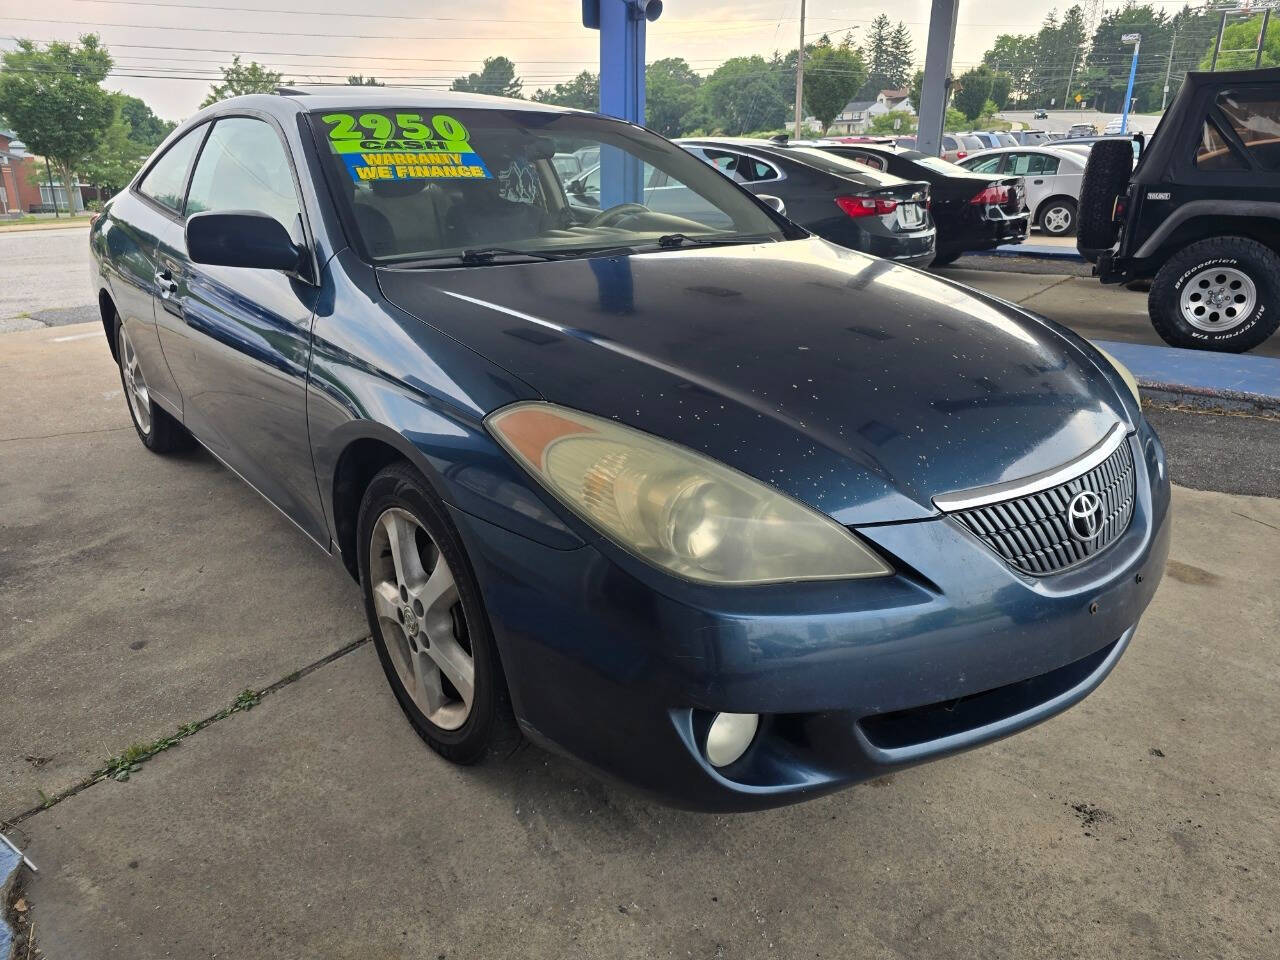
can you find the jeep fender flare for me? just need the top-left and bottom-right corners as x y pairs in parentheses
(1135, 200), (1280, 258)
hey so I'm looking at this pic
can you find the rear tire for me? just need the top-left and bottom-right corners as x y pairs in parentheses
(357, 461), (521, 765)
(930, 247), (964, 267)
(1077, 139), (1132, 253)
(114, 315), (193, 453)
(1039, 198), (1077, 237)
(1149, 237), (1280, 353)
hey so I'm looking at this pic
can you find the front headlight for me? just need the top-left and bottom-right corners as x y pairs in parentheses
(1094, 346), (1142, 408)
(487, 402), (892, 585)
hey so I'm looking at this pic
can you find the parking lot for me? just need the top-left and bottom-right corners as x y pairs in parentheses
(3, 224), (1279, 958)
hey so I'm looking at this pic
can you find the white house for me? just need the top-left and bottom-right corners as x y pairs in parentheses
(828, 88), (915, 135)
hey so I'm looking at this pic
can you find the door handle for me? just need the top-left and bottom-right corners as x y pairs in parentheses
(154, 268), (178, 297)
(1033, 178), (1044, 185)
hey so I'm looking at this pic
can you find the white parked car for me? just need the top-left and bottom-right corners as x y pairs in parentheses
(956, 146), (1087, 237)
(1103, 116), (1125, 134)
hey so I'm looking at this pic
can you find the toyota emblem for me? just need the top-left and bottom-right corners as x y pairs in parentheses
(1067, 490), (1104, 542)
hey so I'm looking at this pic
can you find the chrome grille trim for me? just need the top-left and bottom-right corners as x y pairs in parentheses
(932, 423), (1129, 512)
(942, 436), (1137, 576)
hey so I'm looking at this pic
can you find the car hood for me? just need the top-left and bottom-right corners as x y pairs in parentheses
(377, 238), (1128, 525)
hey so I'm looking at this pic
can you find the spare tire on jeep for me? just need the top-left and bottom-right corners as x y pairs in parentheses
(1076, 139), (1133, 260)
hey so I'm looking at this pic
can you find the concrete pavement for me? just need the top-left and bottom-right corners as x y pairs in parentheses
(2, 321), (1278, 959)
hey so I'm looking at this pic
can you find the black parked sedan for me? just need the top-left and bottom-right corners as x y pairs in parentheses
(803, 141), (1028, 265)
(677, 137), (936, 267)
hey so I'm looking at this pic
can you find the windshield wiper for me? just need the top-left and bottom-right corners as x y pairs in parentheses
(459, 247), (566, 265)
(655, 233), (778, 248)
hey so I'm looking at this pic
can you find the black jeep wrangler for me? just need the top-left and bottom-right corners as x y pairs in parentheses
(1078, 67), (1280, 352)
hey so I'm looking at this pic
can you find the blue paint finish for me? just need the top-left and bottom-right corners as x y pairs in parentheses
(90, 91), (1172, 810)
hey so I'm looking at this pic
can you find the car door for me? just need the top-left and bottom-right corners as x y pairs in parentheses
(150, 113), (328, 543)
(1004, 151), (1056, 218)
(109, 124), (208, 415)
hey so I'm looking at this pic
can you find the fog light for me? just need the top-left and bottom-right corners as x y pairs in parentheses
(705, 712), (759, 768)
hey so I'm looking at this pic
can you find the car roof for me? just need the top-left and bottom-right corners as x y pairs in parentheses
(205, 86), (583, 117)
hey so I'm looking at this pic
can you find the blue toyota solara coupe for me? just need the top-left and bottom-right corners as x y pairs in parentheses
(90, 88), (1170, 811)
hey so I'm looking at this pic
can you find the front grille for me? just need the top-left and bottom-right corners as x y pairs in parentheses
(950, 439), (1136, 576)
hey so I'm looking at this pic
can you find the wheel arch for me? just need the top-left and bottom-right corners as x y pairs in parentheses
(1036, 193), (1077, 224)
(1143, 216), (1280, 266)
(99, 286), (120, 361)
(329, 428), (423, 582)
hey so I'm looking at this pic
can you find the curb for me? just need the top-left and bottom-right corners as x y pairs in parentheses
(1094, 339), (1280, 413)
(988, 242), (1084, 260)
(1, 844), (19, 960)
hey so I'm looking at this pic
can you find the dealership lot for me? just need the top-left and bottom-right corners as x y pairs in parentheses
(1, 225), (1277, 957)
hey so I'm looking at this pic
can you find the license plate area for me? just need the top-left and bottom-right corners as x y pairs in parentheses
(897, 203), (924, 229)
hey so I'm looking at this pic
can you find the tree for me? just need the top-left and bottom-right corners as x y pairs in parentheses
(0, 35), (115, 213)
(116, 94), (173, 149)
(908, 69), (924, 114)
(697, 55), (789, 135)
(346, 74), (384, 86)
(80, 105), (147, 195)
(859, 14), (895, 98)
(1200, 14), (1280, 70)
(451, 56), (522, 98)
(954, 66), (999, 121)
(804, 41), (868, 130)
(201, 56), (283, 108)
(1084, 5), (1170, 113)
(645, 58), (701, 137)
(886, 22), (916, 89)
(532, 70), (598, 110)
(868, 111), (915, 134)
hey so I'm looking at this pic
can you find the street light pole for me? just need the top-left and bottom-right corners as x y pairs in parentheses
(794, 0), (806, 138)
(1063, 47), (1079, 110)
(1120, 33), (1141, 134)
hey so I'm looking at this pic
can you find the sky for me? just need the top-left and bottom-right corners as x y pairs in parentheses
(0, 0), (1167, 121)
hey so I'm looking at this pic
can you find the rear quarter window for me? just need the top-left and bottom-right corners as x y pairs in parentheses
(1216, 91), (1280, 170)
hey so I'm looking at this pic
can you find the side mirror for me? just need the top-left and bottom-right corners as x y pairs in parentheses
(185, 210), (303, 272)
(758, 194), (786, 217)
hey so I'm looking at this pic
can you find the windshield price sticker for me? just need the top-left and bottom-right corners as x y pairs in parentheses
(322, 112), (492, 182)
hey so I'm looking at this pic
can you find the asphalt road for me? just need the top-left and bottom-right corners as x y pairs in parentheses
(1001, 109), (1163, 136)
(0, 225), (98, 333)
(1, 321), (1277, 959)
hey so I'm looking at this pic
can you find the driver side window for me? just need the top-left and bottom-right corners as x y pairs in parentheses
(967, 156), (1004, 174)
(186, 117), (302, 240)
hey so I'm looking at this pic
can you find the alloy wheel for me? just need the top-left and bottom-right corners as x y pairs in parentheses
(369, 507), (475, 731)
(117, 324), (152, 435)
(1042, 204), (1073, 235)
(1180, 266), (1256, 333)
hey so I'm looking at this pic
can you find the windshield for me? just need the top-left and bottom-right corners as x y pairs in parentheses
(309, 108), (785, 264)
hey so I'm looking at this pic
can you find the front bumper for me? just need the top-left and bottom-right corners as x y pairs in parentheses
(450, 421), (1171, 811)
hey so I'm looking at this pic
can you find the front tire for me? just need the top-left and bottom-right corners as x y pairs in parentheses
(357, 461), (521, 765)
(1039, 198), (1077, 237)
(1149, 237), (1280, 353)
(115, 316), (193, 453)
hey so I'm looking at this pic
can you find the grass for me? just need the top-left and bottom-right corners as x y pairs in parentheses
(1, 213), (93, 226)
(101, 688), (263, 782)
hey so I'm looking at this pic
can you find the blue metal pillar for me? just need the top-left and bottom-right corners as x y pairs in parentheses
(584, 0), (662, 206)
(1120, 33), (1141, 134)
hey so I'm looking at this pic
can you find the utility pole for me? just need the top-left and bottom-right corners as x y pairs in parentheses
(1211, 10), (1228, 70)
(1161, 24), (1177, 111)
(794, 0), (806, 138)
(1063, 47), (1079, 109)
(1257, 9), (1272, 69)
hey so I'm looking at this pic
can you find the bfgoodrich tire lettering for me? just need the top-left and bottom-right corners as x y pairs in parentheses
(357, 461), (521, 765)
(1149, 237), (1280, 352)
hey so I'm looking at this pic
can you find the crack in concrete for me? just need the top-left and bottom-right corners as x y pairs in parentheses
(2, 634), (371, 830)
(1015, 275), (1075, 305)
(0, 426), (133, 444)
